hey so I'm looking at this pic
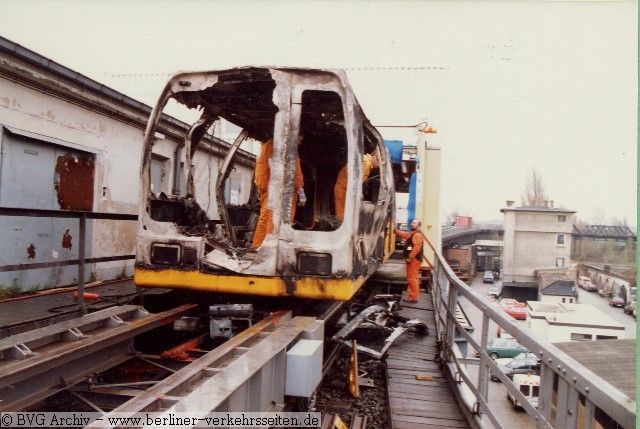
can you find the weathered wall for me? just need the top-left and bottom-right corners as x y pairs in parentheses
(503, 208), (575, 283)
(0, 76), (145, 286)
(581, 264), (633, 300)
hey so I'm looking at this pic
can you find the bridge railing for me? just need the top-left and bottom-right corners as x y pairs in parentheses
(431, 253), (635, 429)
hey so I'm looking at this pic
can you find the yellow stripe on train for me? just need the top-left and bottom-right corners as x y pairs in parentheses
(134, 268), (364, 301)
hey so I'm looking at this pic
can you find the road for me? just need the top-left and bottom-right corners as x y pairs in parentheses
(457, 273), (637, 429)
(458, 275), (537, 429)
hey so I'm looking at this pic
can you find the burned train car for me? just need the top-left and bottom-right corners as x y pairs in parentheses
(135, 67), (395, 300)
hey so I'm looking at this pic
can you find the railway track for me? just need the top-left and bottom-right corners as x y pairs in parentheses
(0, 287), (404, 428)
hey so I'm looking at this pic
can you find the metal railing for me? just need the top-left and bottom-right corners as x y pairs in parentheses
(0, 207), (137, 315)
(430, 252), (636, 429)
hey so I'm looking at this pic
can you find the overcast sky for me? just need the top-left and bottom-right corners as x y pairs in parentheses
(1, 0), (637, 225)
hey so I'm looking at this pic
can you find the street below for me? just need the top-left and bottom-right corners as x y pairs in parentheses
(456, 272), (636, 429)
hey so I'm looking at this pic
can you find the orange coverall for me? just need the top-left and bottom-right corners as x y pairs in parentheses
(334, 153), (373, 221)
(394, 229), (424, 301)
(252, 139), (304, 249)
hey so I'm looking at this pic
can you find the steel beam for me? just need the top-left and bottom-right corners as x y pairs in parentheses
(0, 304), (197, 411)
(88, 312), (321, 428)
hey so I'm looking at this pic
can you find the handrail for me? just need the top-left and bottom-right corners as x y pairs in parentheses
(431, 251), (636, 429)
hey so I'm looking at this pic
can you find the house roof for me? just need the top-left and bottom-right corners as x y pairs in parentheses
(555, 339), (636, 400)
(540, 280), (577, 296)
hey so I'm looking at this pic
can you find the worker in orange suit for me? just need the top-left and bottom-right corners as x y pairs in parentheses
(394, 219), (424, 303)
(252, 135), (305, 249)
(334, 151), (379, 221)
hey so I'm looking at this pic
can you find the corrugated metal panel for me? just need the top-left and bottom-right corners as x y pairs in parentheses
(0, 131), (94, 291)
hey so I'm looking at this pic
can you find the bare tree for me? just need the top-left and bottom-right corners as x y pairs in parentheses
(520, 168), (548, 206)
(611, 216), (628, 227)
(591, 207), (606, 225)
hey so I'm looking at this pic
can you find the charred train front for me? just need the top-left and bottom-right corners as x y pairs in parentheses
(135, 67), (395, 300)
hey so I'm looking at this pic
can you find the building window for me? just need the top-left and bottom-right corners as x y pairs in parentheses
(570, 333), (592, 341)
(556, 234), (565, 245)
(557, 215), (566, 222)
(556, 258), (565, 267)
(595, 335), (618, 340)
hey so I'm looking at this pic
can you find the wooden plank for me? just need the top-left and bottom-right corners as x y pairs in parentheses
(395, 423), (461, 429)
(389, 378), (450, 389)
(388, 366), (442, 373)
(392, 414), (469, 428)
(386, 291), (470, 429)
(387, 371), (447, 381)
(387, 345), (437, 354)
(386, 361), (439, 371)
(389, 339), (437, 349)
(389, 371), (443, 379)
(392, 407), (467, 421)
(387, 352), (438, 363)
(388, 385), (454, 398)
(389, 391), (459, 404)
(390, 398), (462, 413)
(388, 352), (438, 360)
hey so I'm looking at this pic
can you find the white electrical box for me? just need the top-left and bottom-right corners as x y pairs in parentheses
(285, 339), (323, 397)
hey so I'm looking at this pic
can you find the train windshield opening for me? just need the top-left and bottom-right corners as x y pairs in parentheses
(141, 68), (385, 266)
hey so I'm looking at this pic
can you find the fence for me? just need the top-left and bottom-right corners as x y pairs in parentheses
(431, 251), (635, 429)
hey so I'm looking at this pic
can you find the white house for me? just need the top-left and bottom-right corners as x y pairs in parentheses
(527, 301), (625, 343)
(501, 202), (576, 283)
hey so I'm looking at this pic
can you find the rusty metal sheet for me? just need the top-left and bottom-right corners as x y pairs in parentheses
(55, 153), (95, 211)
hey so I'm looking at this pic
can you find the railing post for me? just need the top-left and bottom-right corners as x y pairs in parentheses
(555, 375), (581, 429)
(477, 311), (490, 415)
(539, 363), (555, 424)
(442, 274), (458, 362)
(77, 212), (87, 315)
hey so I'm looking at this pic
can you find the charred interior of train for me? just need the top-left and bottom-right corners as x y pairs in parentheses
(136, 67), (394, 299)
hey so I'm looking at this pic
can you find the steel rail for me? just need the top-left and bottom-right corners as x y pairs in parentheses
(0, 304), (197, 411)
(86, 311), (324, 428)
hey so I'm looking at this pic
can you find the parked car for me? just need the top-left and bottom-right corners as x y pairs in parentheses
(477, 337), (529, 360)
(608, 295), (625, 307)
(508, 374), (540, 409)
(498, 298), (526, 308)
(488, 281), (503, 298)
(578, 276), (597, 292)
(502, 305), (527, 320)
(624, 300), (636, 316)
(483, 270), (494, 284)
(491, 352), (541, 382)
(585, 283), (598, 292)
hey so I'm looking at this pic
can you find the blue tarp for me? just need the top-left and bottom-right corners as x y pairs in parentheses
(406, 171), (417, 231)
(384, 140), (403, 164)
